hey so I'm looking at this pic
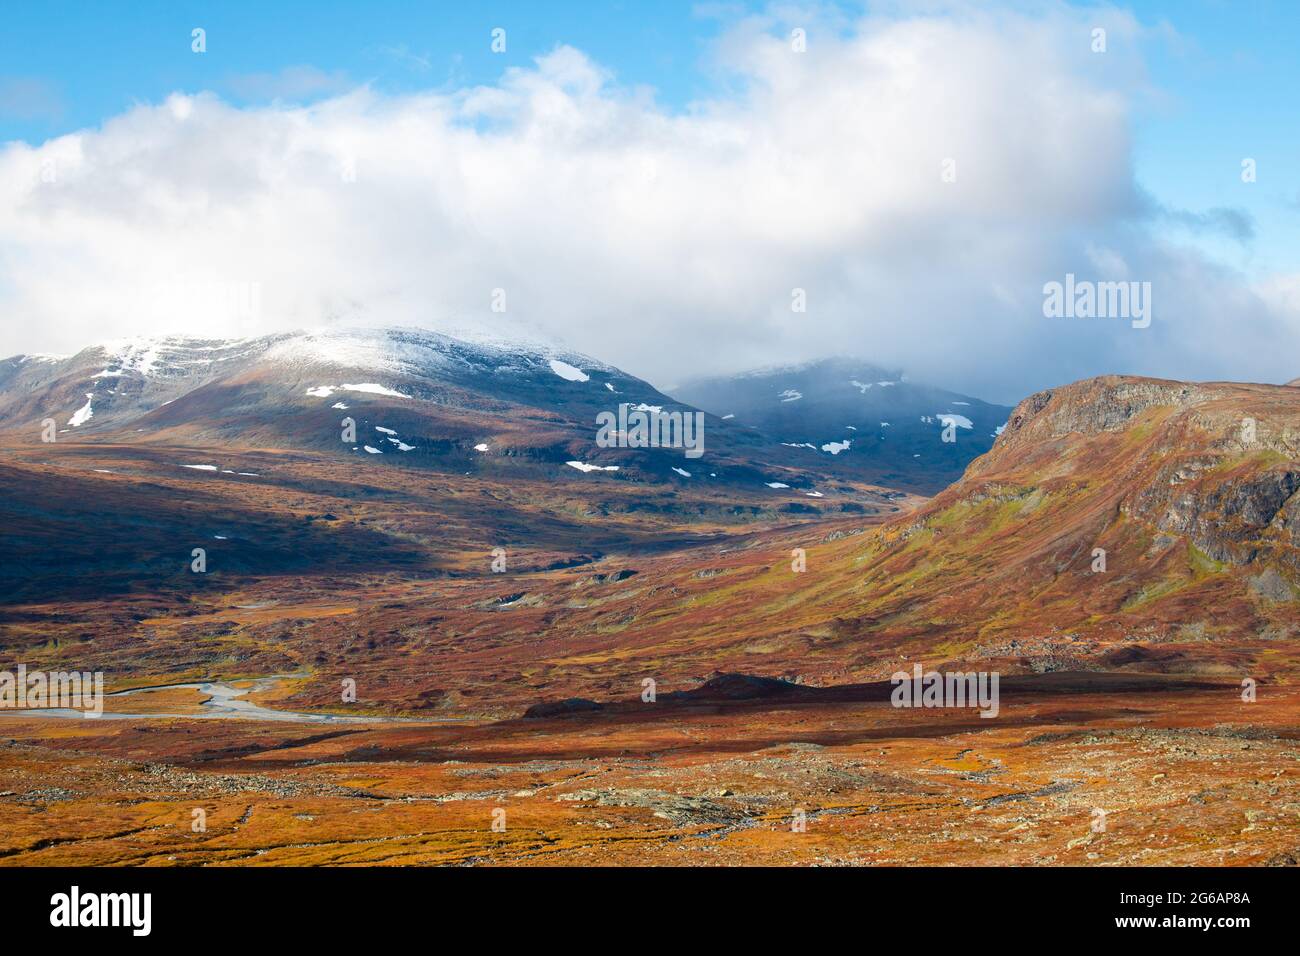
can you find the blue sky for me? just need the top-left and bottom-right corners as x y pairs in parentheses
(0, 1), (726, 133)
(1130, 0), (1300, 275)
(2, 1), (1298, 397)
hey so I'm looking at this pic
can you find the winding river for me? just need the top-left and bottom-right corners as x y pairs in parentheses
(1, 676), (460, 723)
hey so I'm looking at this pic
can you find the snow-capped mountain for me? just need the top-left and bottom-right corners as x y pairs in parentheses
(0, 327), (882, 495)
(0, 327), (619, 430)
(0, 328), (1009, 498)
(669, 358), (1012, 492)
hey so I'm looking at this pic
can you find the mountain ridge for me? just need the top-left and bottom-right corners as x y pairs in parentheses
(670, 356), (1012, 493)
(0, 327), (958, 506)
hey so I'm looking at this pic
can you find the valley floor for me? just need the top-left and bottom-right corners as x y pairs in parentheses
(2, 433), (1297, 866)
(1, 680), (1296, 866)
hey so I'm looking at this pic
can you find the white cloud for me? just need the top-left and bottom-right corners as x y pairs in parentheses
(1, 4), (1296, 402)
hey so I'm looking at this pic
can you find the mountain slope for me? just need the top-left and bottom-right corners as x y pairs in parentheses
(670, 358), (1011, 493)
(4, 372), (1297, 718)
(0, 327), (904, 505)
(431, 373), (1299, 696)
(829, 375), (1300, 675)
(0, 327), (925, 605)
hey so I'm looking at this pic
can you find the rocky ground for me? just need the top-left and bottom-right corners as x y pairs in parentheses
(1, 374), (1297, 866)
(1, 681), (1296, 866)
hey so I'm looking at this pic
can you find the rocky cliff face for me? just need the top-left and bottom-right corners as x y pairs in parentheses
(838, 375), (1300, 677)
(979, 376), (1300, 571)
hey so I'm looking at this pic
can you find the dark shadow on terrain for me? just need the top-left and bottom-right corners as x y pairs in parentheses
(0, 462), (428, 603)
(166, 672), (1242, 771)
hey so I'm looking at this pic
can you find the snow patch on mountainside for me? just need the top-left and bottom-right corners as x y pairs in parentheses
(94, 341), (163, 378)
(68, 393), (94, 426)
(343, 383), (408, 397)
(549, 359), (590, 382)
(88, 336), (265, 380)
(261, 327), (609, 381)
(271, 329), (448, 374)
(307, 382), (409, 399)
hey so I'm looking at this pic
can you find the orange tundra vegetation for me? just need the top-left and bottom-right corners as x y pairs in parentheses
(1, 374), (1298, 865)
